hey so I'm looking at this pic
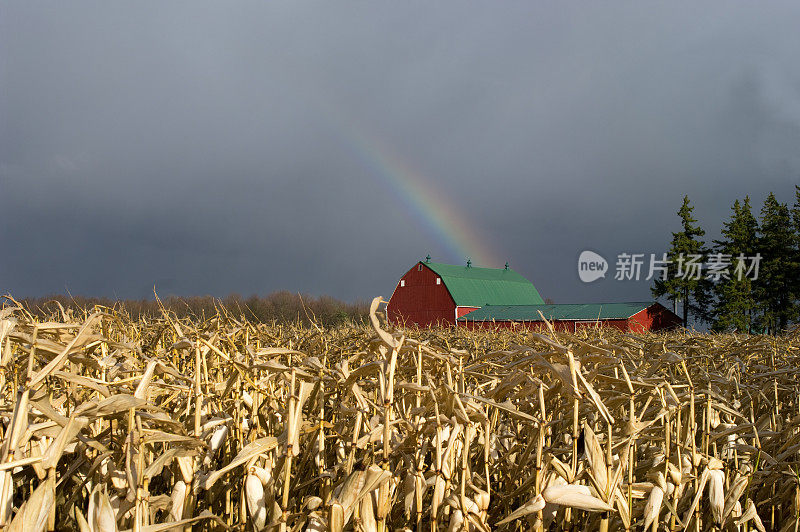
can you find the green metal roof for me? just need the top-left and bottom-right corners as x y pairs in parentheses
(423, 261), (544, 307)
(457, 302), (654, 322)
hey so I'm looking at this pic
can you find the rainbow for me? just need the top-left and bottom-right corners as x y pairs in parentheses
(330, 115), (500, 268)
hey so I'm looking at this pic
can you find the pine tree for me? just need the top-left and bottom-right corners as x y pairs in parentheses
(711, 197), (758, 332)
(791, 185), (800, 316)
(652, 195), (712, 327)
(755, 193), (796, 332)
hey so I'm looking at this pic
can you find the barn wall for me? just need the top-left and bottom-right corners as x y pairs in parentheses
(387, 263), (456, 327)
(459, 306), (681, 333)
(456, 306), (480, 319)
(574, 319), (631, 332)
(629, 305), (683, 332)
(459, 319), (631, 332)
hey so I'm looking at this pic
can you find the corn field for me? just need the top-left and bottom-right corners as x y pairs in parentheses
(0, 296), (798, 531)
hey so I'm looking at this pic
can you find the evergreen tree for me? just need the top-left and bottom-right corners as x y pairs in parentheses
(711, 197), (758, 332)
(652, 195), (712, 327)
(755, 193), (796, 332)
(791, 185), (800, 234)
(791, 185), (800, 314)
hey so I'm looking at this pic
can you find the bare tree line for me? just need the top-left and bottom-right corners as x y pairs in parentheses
(14, 291), (370, 326)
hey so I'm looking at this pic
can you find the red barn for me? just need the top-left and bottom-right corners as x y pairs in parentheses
(387, 259), (681, 332)
(387, 259), (545, 327)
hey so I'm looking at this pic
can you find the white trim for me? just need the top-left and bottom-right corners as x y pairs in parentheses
(573, 320), (603, 332)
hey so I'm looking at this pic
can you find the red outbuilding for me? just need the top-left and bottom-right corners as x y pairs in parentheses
(457, 301), (682, 332)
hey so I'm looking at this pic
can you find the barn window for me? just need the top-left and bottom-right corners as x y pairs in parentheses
(418, 264), (422, 271)
(436, 278), (441, 285)
(400, 280), (405, 287)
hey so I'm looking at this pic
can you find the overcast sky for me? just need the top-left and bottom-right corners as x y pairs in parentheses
(2, 2), (800, 304)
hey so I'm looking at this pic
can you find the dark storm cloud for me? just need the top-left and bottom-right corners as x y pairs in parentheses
(2, 2), (800, 302)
